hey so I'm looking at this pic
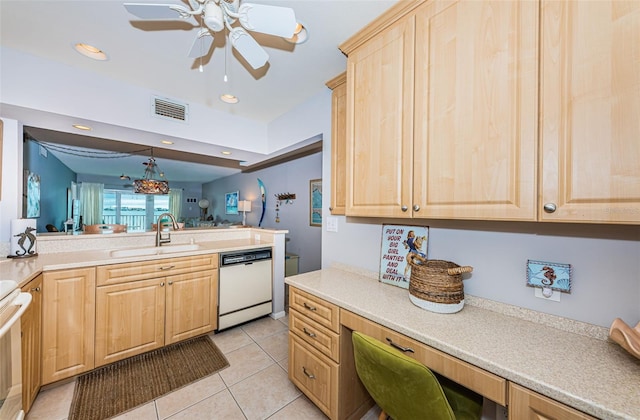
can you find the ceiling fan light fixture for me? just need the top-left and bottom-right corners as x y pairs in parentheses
(203, 1), (224, 32)
(73, 43), (108, 60)
(220, 94), (238, 104)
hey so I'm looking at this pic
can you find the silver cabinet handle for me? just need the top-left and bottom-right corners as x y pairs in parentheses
(386, 337), (415, 353)
(159, 265), (175, 270)
(413, 204), (420, 212)
(543, 203), (557, 213)
(303, 327), (316, 338)
(302, 367), (316, 379)
(303, 302), (317, 311)
(30, 286), (41, 292)
(401, 205), (408, 212)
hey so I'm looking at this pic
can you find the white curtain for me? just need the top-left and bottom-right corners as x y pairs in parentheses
(169, 189), (183, 220)
(80, 182), (104, 225)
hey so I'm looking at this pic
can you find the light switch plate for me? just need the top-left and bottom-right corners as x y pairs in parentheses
(326, 216), (338, 232)
(534, 287), (561, 302)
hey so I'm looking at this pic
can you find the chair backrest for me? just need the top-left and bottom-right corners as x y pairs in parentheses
(352, 331), (456, 420)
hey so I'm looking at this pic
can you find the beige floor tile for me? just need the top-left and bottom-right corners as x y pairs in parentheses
(155, 373), (226, 419)
(229, 364), (301, 420)
(278, 314), (289, 327)
(219, 342), (275, 386)
(268, 395), (329, 419)
(277, 357), (288, 373)
(257, 329), (289, 361)
(209, 326), (254, 354)
(26, 380), (75, 420)
(241, 316), (288, 341)
(111, 402), (158, 420)
(166, 389), (245, 420)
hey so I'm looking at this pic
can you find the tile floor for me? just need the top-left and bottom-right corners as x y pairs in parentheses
(26, 315), (381, 420)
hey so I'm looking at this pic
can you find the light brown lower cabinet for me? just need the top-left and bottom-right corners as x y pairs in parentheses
(42, 267), (96, 385)
(95, 254), (218, 367)
(21, 274), (42, 413)
(508, 382), (596, 420)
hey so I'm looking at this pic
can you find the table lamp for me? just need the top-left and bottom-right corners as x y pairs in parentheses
(239, 200), (252, 226)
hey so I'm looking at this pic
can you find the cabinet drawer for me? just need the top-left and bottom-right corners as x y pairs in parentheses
(341, 309), (507, 406)
(509, 383), (595, 419)
(290, 309), (340, 363)
(289, 333), (338, 419)
(97, 254), (217, 286)
(289, 287), (339, 333)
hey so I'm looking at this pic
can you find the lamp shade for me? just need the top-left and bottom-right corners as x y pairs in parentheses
(238, 200), (252, 212)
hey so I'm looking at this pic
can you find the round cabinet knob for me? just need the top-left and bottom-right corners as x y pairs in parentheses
(413, 205), (420, 212)
(329, 206), (333, 211)
(168, 281), (173, 285)
(543, 203), (557, 213)
(160, 282), (165, 287)
(401, 206), (408, 212)
(30, 286), (41, 292)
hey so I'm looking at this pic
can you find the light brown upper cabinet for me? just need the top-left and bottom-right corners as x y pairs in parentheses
(327, 72), (347, 215)
(340, 0), (640, 224)
(539, 0), (640, 224)
(342, 0), (538, 220)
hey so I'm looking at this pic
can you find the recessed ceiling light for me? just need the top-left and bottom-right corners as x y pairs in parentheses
(285, 23), (308, 44)
(160, 140), (174, 145)
(72, 124), (92, 131)
(220, 94), (238, 104)
(73, 43), (108, 61)
(221, 151), (232, 155)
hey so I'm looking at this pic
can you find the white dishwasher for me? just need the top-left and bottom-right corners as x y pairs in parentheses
(218, 248), (272, 330)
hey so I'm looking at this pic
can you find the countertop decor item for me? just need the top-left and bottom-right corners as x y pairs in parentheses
(238, 199), (251, 226)
(408, 254), (472, 314)
(380, 225), (429, 289)
(609, 318), (640, 360)
(8, 218), (38, 258)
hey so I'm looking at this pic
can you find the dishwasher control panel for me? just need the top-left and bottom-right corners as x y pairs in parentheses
(220, 248), (272, 266)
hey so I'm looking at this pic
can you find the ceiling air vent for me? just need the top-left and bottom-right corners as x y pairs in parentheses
(152, 96), (188, 123)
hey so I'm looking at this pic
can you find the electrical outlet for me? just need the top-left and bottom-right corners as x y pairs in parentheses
(326, 216), (338, 232)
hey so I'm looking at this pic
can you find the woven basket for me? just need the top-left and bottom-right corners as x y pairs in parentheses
(407, 254), (473, 313)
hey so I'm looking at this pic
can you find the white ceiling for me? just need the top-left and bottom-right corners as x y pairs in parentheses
(1, 0), (398, 182)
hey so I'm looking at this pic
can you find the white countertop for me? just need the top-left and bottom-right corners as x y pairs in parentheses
(285, 267), (640, 420)
(1, 238), (270, 289)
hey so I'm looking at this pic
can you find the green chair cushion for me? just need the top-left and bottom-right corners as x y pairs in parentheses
(352, 331), (482, 420)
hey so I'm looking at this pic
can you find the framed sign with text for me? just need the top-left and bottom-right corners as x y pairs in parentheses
(379, 224), (429, 289)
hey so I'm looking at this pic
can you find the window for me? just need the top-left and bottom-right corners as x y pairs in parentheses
(103, 189), (169, 232)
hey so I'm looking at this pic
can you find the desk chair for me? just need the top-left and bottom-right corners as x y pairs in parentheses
(352, 331), (483, 420)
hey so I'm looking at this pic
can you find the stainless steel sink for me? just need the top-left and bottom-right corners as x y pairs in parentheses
(109, 244), (201, 258)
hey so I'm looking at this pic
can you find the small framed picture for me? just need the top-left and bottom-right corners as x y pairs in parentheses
(225, 191), (239, 215)
(526, 260), (572, 293)
(309, 179), (322, 226)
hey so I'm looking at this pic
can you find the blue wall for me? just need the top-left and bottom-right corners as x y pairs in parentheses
(24, 139), (77, 232)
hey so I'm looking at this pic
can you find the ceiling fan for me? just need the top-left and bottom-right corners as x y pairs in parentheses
(124, 0), (299, 70)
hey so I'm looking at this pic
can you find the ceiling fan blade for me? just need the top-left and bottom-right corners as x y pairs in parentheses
(188, 28), (214, 59)
(230, 28), (269, 69)
(124, 3), (193, 20)
(237, 3), (297, 38)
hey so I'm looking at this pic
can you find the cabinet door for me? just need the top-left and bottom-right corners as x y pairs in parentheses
(21, 275), (42, 414)
(346, 10), (415, 217)
(329, 73), (347, 215)
(413, 0), (538, 220)
(540, 0), (640, 224)
(165, 270), (217, 344)
(95, 278), (166, 366)
(509, 382), (595, 419)
(42, 268), (95, 384)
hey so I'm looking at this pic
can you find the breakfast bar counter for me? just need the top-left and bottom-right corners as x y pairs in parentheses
(285, 266), (640, 420)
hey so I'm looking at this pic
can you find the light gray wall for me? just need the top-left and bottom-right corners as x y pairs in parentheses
(202, 152), (322, 274)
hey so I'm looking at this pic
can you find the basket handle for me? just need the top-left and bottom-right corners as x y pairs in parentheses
(448, 266), (473, 275)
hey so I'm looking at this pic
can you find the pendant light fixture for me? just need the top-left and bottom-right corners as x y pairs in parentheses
(133, 149), (169, 195)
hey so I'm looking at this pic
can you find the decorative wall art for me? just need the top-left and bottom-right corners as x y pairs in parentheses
(379, 225), (429, 289)
(25, 171), (41, 218)
(258, 178), (266, 227)
(225, 191), (239, 215)
(526, 259), (572, 297)
(309, 179), (322, 227)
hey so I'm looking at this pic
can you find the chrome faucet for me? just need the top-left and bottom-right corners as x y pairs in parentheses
(155, 212), (179, 246)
